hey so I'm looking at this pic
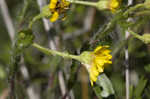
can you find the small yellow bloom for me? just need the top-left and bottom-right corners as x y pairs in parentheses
(50, 11), (59, 22)
(109, 0), (120, 12)
(49, 0), (70, 22)
(81, 46), (112, 86)
(90, 46), (112, 86)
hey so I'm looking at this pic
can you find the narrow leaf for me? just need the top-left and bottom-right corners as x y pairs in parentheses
(134, 76), (147, 98)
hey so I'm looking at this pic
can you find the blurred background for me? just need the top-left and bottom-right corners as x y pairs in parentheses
(0, 0), (150, 99)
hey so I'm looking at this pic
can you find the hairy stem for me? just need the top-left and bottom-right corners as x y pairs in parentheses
(32, 43), (80, 61)
(68, 0), (97, 7)
(28, 14), (43, 29)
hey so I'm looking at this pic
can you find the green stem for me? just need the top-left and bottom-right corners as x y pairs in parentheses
(124, 3), (150, 17)
(134, 10), (150, 16)
(9, 43), (22, 99)
(69, 0), (97, 7)
(32, 43), (80, 61)
(19, 0), (30, 22)
(128, 30), (142, 39)
(124, 4), (144, 17)
(28, 14), (43, 29)
(28, 5), (51, 29)
(128, 30), (150, 44)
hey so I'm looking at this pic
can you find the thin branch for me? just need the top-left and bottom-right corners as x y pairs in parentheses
(0, 0), (15, 42)
(36, 0), (56, 50)
(58, 71), (69, 99)
(125, 0), (133, 99)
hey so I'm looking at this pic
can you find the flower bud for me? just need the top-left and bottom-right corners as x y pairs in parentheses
(96, 0), (120, 12)
(140, 34), (150, 44)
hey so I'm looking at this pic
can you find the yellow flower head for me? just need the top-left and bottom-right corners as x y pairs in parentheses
(49, 0), (70, 22)
(109, 0), (120, 12)
(81, 46), (112, 86)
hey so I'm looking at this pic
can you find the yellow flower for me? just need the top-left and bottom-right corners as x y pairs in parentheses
(109, 0), (120, 12)
(49, 0), (70, 22)
(81, 46), (112, 86)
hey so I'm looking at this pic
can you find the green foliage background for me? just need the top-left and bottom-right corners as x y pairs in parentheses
(0, 0), (150, 99)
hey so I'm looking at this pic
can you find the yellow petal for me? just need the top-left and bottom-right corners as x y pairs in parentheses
(90, 80), (94, 86)
(49, 0), (58, 10)
(95, 58), (105, 66)
(93, 46), (102, 54)
(50, 12), (59, 22)
(102, 49), (111, 55)
(109, 0), (120, 12)
(110, 0), (119, 9)
(107, 55), (112, 59)
(90, 74), (97, 82)
(91, 66), (99, 76)
(97, 66), (104, 72)
(107, 61), (112, 64)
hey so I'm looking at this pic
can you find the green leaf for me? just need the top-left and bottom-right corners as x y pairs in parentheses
(144, 64), (150, 72)
(96, 73), (115, 98)
(0, 66), (6, 79)
(129, 85), (134, 99)
(145, 86), (150, 98)
(134, 76), (147, 98)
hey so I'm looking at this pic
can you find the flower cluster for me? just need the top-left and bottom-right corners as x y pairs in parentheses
(49, 0), (70, 22)
(82, 46), (112, 86)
